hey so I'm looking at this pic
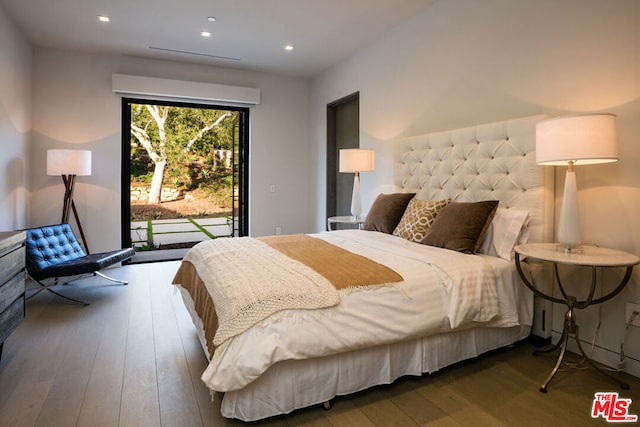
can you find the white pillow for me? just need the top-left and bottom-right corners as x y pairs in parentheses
(479, 207), (530, 261)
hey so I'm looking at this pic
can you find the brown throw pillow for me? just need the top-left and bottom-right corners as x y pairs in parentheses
(363, 193), (416, 234)
(392, 198), (451, 243)
(421, 200), (499, 253)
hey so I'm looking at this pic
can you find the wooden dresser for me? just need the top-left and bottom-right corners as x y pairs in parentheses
(0, 230), (26, 361)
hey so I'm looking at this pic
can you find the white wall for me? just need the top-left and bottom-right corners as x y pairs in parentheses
(310, 0), (640, 376)
(0, 6), (31, 231)
(6, 0), (640, 378)
(29, 48), (312, 252)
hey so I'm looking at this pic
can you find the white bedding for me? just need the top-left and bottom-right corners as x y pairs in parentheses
(172, 115), (547, 421)
(220, 324), (531, 421)
(176, 229), (528, 394)
(181, 236), (341, 346)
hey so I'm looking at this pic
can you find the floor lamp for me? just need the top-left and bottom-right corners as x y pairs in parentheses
(536, 113), (618, 251)
(47, 149), (92, 254)
(339, 148), (375, 219)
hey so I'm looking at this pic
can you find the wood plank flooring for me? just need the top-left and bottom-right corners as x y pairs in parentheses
(1, 261), (639, 426)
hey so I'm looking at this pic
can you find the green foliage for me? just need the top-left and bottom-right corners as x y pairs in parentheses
(130, 103), (239, 200)
(130, 104), (237, 164)
(130, 152), (153, 182)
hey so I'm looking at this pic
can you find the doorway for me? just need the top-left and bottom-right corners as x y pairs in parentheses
(326, 92), (360, 228)
(121, 98), (249, 261)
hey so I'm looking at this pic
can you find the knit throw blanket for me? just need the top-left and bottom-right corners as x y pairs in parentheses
(176, 235), (402, 347)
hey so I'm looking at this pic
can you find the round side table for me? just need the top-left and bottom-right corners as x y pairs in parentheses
(514, 243), (639, 392)
(327, 216), (365, 231)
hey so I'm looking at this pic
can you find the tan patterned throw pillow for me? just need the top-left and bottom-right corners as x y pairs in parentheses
(392, 198), (450, 243)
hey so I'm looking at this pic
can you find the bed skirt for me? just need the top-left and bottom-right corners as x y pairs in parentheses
(220, 324), (529, 421)
(177, 281), (529, 421)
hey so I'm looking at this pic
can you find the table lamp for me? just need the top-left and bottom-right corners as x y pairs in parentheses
(339, 149), (375, 218)
(536, 113), (618, 250)
(47, 149), (92, 253)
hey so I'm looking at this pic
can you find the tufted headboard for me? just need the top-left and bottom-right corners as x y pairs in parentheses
(395, 115), (554, 244)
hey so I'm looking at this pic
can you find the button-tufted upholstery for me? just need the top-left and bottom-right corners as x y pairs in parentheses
(25, 223), (135, 281)
(394, 115), (555, 245)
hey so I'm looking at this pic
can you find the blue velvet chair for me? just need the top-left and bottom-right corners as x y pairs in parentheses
(25, 224), (135, 305)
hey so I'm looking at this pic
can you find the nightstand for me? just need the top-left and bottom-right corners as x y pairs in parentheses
(0, 230), (26, 362)
(514, 243), (640, 392)
(327, 216), (365, 231)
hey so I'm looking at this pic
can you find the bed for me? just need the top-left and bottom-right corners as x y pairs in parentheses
(172, 114), (554, 421)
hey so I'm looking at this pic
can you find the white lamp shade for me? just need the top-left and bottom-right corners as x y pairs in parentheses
(536, 113), (618, 166)
(47, 149), (92, 176)
(339, 149), (375, 173)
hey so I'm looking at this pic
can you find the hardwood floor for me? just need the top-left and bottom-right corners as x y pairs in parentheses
(1, 261), (639, 426)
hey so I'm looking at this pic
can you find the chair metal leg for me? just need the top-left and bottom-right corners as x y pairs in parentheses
(94, 271), (128, 285)
(27, 277), (89, 306)
(43, 286), (90, 306)
(27, 270), (128, 306)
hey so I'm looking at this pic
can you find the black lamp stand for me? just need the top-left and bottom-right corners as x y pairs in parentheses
(60, 174), (90, 254)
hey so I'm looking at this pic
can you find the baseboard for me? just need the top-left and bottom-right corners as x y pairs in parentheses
(527, 333), (551, 348)
(125, 248), (188, 264)
(551, 330), (640, 379)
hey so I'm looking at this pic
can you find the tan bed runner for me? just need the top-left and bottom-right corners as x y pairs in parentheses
(173, 261), (219, 357)
(173, 234), (403, 354)
(257, 234), (403, 290)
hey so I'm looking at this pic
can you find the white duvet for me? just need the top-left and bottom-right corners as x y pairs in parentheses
(177, 230), (525, 393)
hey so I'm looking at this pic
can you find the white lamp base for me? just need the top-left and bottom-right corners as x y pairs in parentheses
(557, 168), (582, 250)
(350, 172), (362, 219)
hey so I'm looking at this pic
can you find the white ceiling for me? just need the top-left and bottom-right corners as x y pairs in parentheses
(0, 0), (435, 78)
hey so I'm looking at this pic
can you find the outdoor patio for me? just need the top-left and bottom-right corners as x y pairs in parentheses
(131, 217), (233, 249)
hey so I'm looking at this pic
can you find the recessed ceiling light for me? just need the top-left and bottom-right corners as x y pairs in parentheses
(97, 15), (110, 23)
(284, 45), (294, 51)
(207, 16), (216, 22)
(201, 31), (212, 38)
